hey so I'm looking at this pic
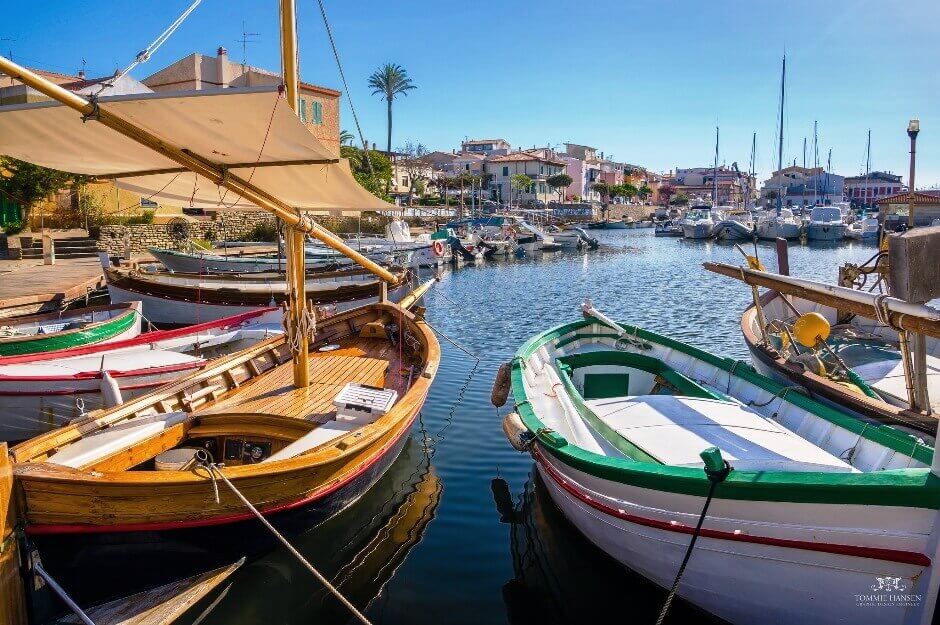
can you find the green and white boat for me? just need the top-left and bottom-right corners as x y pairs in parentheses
(500, 300), (940, 625)
(0, 302), (142, 357)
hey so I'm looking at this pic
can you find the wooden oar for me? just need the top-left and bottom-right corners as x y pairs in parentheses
(704, 262), (940, 340)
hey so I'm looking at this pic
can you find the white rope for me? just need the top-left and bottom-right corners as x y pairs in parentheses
(197, 458), (373, 625)
(101, 0), (202, 93)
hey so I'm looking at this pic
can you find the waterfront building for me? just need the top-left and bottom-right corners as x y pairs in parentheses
(877, 190), (940, 227)
(485, 151), (567, 205)
(460, 138), (511, 157)
(670, 166), (746, 206)
(844, 171), (905, 210)
(142, 46), (341, 155)
(760, 165), (844, 208)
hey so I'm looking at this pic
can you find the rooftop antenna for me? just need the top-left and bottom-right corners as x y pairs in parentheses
(239, 21), (260, 70)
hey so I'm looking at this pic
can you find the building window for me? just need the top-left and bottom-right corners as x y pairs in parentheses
(299, 99), (308, 123)
(502, 166), (509, 177)
(312, 100), (323, 125)
(465, 163), (470, 171)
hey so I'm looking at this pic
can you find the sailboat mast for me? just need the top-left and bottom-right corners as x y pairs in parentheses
(863, 129), (871, 211)
(749, 131), (756, 209)
(776, 55), (785, 216)
(812, 121), (818, 206)
(279, 0), (311, 388)
(713, 125), (719, 206)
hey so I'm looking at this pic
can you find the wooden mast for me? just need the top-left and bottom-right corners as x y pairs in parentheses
(279, 0), (309, 387)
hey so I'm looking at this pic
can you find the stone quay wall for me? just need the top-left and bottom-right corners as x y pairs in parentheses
(95, 212), (277, 255)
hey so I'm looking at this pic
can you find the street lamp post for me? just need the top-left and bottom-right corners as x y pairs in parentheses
(907, 119), (919, 229)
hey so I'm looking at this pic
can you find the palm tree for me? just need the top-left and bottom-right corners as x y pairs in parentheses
(367, 64), (416, 156)
(340, 129), (354, 146)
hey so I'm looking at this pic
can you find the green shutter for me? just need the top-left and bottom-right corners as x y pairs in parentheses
(312, 101), (323, 124)
(299, 99), (307, 122)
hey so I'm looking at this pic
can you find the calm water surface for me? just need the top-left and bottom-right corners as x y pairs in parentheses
(126, 231), (882, 624)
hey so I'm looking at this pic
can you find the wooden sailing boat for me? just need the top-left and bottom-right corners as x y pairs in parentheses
(0, 0), (438, 549)
(103, 262), (408, 325)
(11, 297), (437, 535)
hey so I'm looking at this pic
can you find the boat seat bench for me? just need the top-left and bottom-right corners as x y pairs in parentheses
(585, 394), (858, 473)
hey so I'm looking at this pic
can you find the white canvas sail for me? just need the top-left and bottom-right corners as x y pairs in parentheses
(0, 86), (393, 215)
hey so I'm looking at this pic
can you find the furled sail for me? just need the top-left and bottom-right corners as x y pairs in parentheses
(0, 86), (394, 215)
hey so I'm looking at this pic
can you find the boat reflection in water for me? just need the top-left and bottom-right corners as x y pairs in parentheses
(494, 474), (715, 625)
(183, 435), (442, 625)
(33, 434), (441, 624)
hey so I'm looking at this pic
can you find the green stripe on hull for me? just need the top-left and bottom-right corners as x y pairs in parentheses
(0, 310), (137, 356)
(511, 319), (940, 509)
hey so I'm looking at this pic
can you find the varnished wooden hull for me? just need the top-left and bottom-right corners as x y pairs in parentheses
(12, 301), (439, 538)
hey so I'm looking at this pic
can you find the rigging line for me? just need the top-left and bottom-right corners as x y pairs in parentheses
(216, 88), (284, 208)
(99, 0), (202, 95)
(314, 0), (373, 173)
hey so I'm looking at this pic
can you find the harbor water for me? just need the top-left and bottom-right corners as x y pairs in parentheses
(56, 231), (882, 624)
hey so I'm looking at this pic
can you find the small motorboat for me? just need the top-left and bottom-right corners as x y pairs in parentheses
(805, 205), (847, 242)
(755, 208), (802, 240)
(654, 220), (683, 237)
(712, 215), (755, 241)
(845, 216), (880, 241)
(680, 202), (720, 239)
(0, 307), (283, 442)
(500, 300), (940, 625)
(0, 302), (142, 357)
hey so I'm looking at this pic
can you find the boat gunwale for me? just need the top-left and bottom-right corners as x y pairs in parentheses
(511, 317), (940, 508)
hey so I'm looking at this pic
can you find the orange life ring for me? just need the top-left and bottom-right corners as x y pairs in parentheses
(433, 240), (446, 255)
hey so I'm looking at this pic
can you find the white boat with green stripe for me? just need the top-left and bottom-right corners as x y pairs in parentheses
(501, 301), (940, 625)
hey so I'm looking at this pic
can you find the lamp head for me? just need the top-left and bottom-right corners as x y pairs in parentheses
(908, 119), (920, 139)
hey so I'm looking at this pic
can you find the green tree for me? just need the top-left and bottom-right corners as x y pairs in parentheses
(0, 157), (86, 228)
(340, 129), (354, 146)
(367, 63), (417, 157)
(638, 184), (652, 200)
(511, 173), (534, 207)
(341, 145), (392, 200)
(547, 173), (573, 203)
(670, 191), (690, 206)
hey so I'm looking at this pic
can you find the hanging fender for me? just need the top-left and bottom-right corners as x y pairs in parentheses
(491, 361), (512, 407)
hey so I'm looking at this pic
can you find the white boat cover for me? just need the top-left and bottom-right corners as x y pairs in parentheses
(853, 355), (940, 413)
(46, 412), (189, 469)
(586, 395), (858, 473)
(0, 87), (393, 214)
(0, 350), (203, 378)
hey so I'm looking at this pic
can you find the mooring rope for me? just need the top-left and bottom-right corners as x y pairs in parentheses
(196, 453), (373, 625)
(655, 460), (731, 625)
(35, 563), (97, 625)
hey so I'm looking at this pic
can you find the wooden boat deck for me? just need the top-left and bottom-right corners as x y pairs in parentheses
(200, 336), (408, 423)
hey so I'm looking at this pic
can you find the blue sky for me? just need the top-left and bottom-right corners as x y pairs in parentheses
(4, 0), (939, 186)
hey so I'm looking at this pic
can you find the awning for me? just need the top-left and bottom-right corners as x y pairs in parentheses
(0, 86), (394, 215)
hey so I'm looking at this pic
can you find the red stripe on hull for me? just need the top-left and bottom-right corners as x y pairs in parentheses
(26, 409), (420, 535)
(534, 448), (931, 568)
